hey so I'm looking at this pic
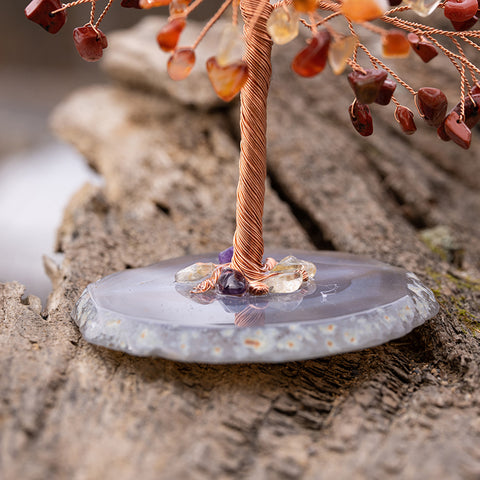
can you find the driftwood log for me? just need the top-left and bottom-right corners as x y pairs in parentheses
(1, 18), (480, 479)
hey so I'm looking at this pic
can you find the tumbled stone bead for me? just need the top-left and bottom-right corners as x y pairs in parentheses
(156, 18), (186, 52)
(375, 79), (396, 105)
(437, 122), (451, 141)
(272, 256), (316, 279)
(444, 111), (472, 149)
(473, 84), (480, 95)
(403, 0), (441, 16)
(264, 271), (303, 294)
(451, 94), (480, 128)
(341, 0), (389, 22)
(293, 0), (318, 12)
(395, 106), (417, 134)
(139, 0), (171, 8)
(206, 56), (249, 102)
(389, 0), (403, 5)
(167, 48), (195, 80)
(382, 30), (410, 58)
(121, 0), (141, 7)
(328, 36), (357, 75)
(217, 24), (244, 67)
(25, 0), (67, 34)
(217, 268), (247, 296)
(348, 69), (388, 104)
(444, 0), (478, 22)
(349, 102), (373, 136)
(175, 262), (216, 283)
(450, 14), (478, 30)
(417, 87), (448, 127)
(169, 0), (189, 15)
(267, 5), (300, 45)
(291, 30), (331, 78)
(218, 246), (234, 264)
(73, 26), (108, 62)
(407, 33), (438, 62)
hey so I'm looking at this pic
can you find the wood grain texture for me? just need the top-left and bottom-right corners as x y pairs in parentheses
(1, 17), (479, 480)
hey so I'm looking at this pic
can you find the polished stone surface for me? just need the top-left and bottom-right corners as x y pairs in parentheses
(73, 250), (439, 363)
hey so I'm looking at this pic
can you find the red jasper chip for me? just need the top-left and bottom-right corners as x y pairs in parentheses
(121, 0), (141, 7)
(450, 13), (478, 30)
(156, 18), (186, 52)
(407, 33), (438, 63)
(437, 122), (451, 141)
(472, 84), (480, 95)
(395, 106), (417, 135)
(349, 102), (373, 137)
(25, 0), (67, 34)
(417, 87), (448, 127)
(73, 26), (108, 62)
(451, 94), (480, 129)
(348, 69), (388, 104)
(375, 79), (396, 105)
(291, 30), (331, 78)
(444, 0), (478, 22)
(444, 111), (472, 149)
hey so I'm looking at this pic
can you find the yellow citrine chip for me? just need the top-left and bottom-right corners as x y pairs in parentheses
(267, 5), (300, 45)
(328, 36), (358, 75)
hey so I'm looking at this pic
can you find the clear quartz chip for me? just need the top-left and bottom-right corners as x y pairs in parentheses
(264, 271), (304, 294)
(403, 0), (442, 17)
(272, 255), (316, 278)
(217, 24), (245, 67)
(175, 262), (216, 283)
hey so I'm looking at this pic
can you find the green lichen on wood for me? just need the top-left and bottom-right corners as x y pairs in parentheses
(427, 269), (480, 336)
(420, 226), (464, 268)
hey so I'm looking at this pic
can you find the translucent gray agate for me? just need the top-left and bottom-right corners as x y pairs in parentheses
(73, 250), (439, 363)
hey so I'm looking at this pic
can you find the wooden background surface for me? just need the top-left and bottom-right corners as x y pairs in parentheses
(1, 17), (480, 479)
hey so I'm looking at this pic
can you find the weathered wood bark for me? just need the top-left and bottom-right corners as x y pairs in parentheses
(1, 18), (480, 480)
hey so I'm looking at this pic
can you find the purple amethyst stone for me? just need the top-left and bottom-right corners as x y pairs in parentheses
(218, 246), (234, 264)
(217, 268), (247, 296)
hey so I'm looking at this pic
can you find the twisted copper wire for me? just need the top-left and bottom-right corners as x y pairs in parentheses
(191, 265), (223, 293)
(95, 0), (115, 27)
(230, 0), (273, 283)
(89, 0), (96, 25)
(192, 0), (232, 49)
(51, 0), (92, 14)
(191, 0), (275, 295)
(234, 306), (265, 327)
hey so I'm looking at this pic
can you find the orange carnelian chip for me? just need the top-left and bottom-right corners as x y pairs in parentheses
(291, 30), (331, 77)
(167, 48), (195, 80)
(206, 57), (249, 102)
(293, 0), (318, 12)
(382, 29), (410, 58)
(169, 0), (189, 15)
(139, 0), (171, 8)
(341, 0), (388, 22)
(156, 18), (186, 52)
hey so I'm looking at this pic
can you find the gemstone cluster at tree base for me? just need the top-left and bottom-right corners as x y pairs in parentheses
(176, 254), (317, 295)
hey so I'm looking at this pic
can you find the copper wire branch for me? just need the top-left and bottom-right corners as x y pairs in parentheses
(191, 0), (233, 49)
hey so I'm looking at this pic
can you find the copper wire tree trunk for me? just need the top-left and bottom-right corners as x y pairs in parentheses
(229, 0), (273, 289)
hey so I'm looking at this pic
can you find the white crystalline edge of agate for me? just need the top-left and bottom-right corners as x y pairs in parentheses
(72, 271), (438, 363)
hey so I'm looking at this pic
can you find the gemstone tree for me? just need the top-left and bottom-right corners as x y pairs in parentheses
(25, 0), (480, 296)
